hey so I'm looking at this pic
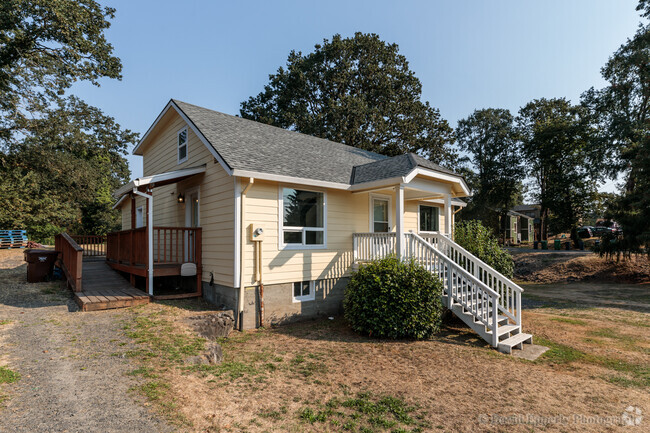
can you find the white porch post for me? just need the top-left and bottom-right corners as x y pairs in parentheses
(445, 193), (452, 236)
(396, 185), (405, 257)
(134, 188), (154, 296)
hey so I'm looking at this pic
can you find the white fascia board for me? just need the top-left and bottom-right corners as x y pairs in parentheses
(113, 165), (207, 199)
(132, 101), (174, 155)
(231, 169), (351, 190)
(112, 194), (129, 210)
(419, 198), (468, 208)
(403, 167), (470, 196)
(349, 177), (405, 193)
(132, 100), (233, 176)
(170, 101), (233, 176)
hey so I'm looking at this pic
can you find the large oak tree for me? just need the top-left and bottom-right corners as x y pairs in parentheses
(240, 33), (455, 166)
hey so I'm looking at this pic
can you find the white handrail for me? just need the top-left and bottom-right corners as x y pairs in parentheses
(406, 232), (501, 347)
(430, 233), (523, 327)
(353, 232), (397, 262)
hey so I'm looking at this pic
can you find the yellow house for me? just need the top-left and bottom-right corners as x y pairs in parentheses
(111, 99), (532, 355)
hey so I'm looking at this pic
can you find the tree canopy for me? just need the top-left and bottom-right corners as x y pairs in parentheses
(581, 6), (650, 252)
(0, 0), (133, 241)
(455, 108), (524, 234)
(517, 98), (599, 240)
(240, 32), (455, 166)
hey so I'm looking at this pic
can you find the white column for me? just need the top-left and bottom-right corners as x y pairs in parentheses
(396, 185), (405, 257)
(133, 188), (154, 296)
(445, 193), (452, 236)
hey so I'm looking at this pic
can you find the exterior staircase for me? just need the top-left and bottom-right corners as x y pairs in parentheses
(353, 231), (533, 354)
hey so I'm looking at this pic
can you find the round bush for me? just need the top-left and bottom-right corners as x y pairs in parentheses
(344, 256), (444, 339)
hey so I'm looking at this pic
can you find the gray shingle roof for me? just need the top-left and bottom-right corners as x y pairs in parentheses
(351, 153), (456, 185)
(172, 99), (460, 185)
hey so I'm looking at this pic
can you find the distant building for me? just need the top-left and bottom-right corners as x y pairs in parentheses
(513, 204), (541, 241)
(501, 210), (534, 244)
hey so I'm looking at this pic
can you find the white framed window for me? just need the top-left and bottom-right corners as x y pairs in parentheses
(279, 187), (326, 249)
(369, 194), (392, 232)
(177, 126), (188, 164)
(135, 206), (144, 228)
(418, 204), (439, 233)
(292, 280), (315, 302)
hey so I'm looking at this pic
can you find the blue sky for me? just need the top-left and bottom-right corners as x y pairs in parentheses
(74, 0), (642, 188)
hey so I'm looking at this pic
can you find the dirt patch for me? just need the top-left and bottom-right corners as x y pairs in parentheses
(513, 251), (650, 284)
(0, 249), (171, 432)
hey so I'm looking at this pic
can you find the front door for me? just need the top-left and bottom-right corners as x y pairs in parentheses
(371, 197), (390, 232)
(184, 190), (199, 261)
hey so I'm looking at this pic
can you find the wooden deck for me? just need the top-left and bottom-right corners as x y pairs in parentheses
(75, 258), (150, 311)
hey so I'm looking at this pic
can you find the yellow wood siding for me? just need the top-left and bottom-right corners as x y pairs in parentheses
(241, 181), (452, 286)
(121, 109), (235, 287)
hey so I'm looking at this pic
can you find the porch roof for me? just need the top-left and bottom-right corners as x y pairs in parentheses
(112, 165), (206, 208)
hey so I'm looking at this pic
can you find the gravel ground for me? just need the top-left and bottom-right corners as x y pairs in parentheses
(0, 250), (172, 433)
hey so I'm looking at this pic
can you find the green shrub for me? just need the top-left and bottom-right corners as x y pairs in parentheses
(344, 256), (444, 339)
(454, 220), (514, 278)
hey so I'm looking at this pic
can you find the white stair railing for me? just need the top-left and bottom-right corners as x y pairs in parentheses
(405, 232), (501, 347)
(353, 232), (397, 262)
(429, 233), (523, 327)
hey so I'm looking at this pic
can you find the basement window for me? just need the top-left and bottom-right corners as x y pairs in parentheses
(177, 127), (188, 164)
(292, 280), (315, 302)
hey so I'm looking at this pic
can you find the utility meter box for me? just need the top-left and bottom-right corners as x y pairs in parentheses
(248, 224), (264, 242)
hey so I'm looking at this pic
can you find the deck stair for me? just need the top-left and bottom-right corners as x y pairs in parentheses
(354, 231), (533, 354)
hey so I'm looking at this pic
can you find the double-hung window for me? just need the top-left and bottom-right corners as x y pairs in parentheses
(419, 205), (439, 232)
(177, 127), (188, 164)
(281, 188), (326, 248)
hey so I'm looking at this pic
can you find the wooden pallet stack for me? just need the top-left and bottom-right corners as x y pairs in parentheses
(0, 230), (28, 249)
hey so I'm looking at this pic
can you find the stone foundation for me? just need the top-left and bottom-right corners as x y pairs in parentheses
(202, 277), (349, 330)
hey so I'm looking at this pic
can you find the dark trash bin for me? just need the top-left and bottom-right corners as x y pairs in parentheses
(564, 241), (571, 250)
(533, 241), (538, 250)
(24, 249), (59, 283)
(541, 240), (548, 250)
(554, 239), (561, 250)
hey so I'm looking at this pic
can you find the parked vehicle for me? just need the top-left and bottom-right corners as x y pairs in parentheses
(591, 226), (613, 237)
(577, 227), (593, 238)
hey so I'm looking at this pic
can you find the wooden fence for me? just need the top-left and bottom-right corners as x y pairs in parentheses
(54, 233), (83, 292)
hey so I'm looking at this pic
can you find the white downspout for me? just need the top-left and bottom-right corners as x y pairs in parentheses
(134, 189), (154, 296)
(238, 178), (254, 329)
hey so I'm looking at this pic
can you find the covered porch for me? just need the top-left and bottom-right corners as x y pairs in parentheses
(109, 165), (206, 300)
(351, 172), (468, 261)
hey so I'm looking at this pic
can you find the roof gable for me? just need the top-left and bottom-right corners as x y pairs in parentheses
(132, 99), (466, 190)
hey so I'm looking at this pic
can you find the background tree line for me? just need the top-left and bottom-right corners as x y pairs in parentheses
(0, 0), (136, 242)
(1, 0), (648, 255)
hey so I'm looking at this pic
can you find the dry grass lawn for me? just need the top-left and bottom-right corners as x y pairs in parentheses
(122, 293), (649, 433)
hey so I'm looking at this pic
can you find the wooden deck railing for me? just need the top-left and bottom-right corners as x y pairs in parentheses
(106, 227), (202, 265)
(55, 233), (83, 292)
(71, 235), (106, 257)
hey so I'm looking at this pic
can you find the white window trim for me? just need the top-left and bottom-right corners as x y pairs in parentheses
(278, 186), (327, 250)
(177, 126), (188, 164)
(292, 280), (316, 303)
(135, 206), (144, 228)
(417, 203), (440, 234)
(369, 193), (393, 233)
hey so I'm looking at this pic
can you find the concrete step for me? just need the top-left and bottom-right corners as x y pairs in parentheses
(498, 333), (533, 354)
